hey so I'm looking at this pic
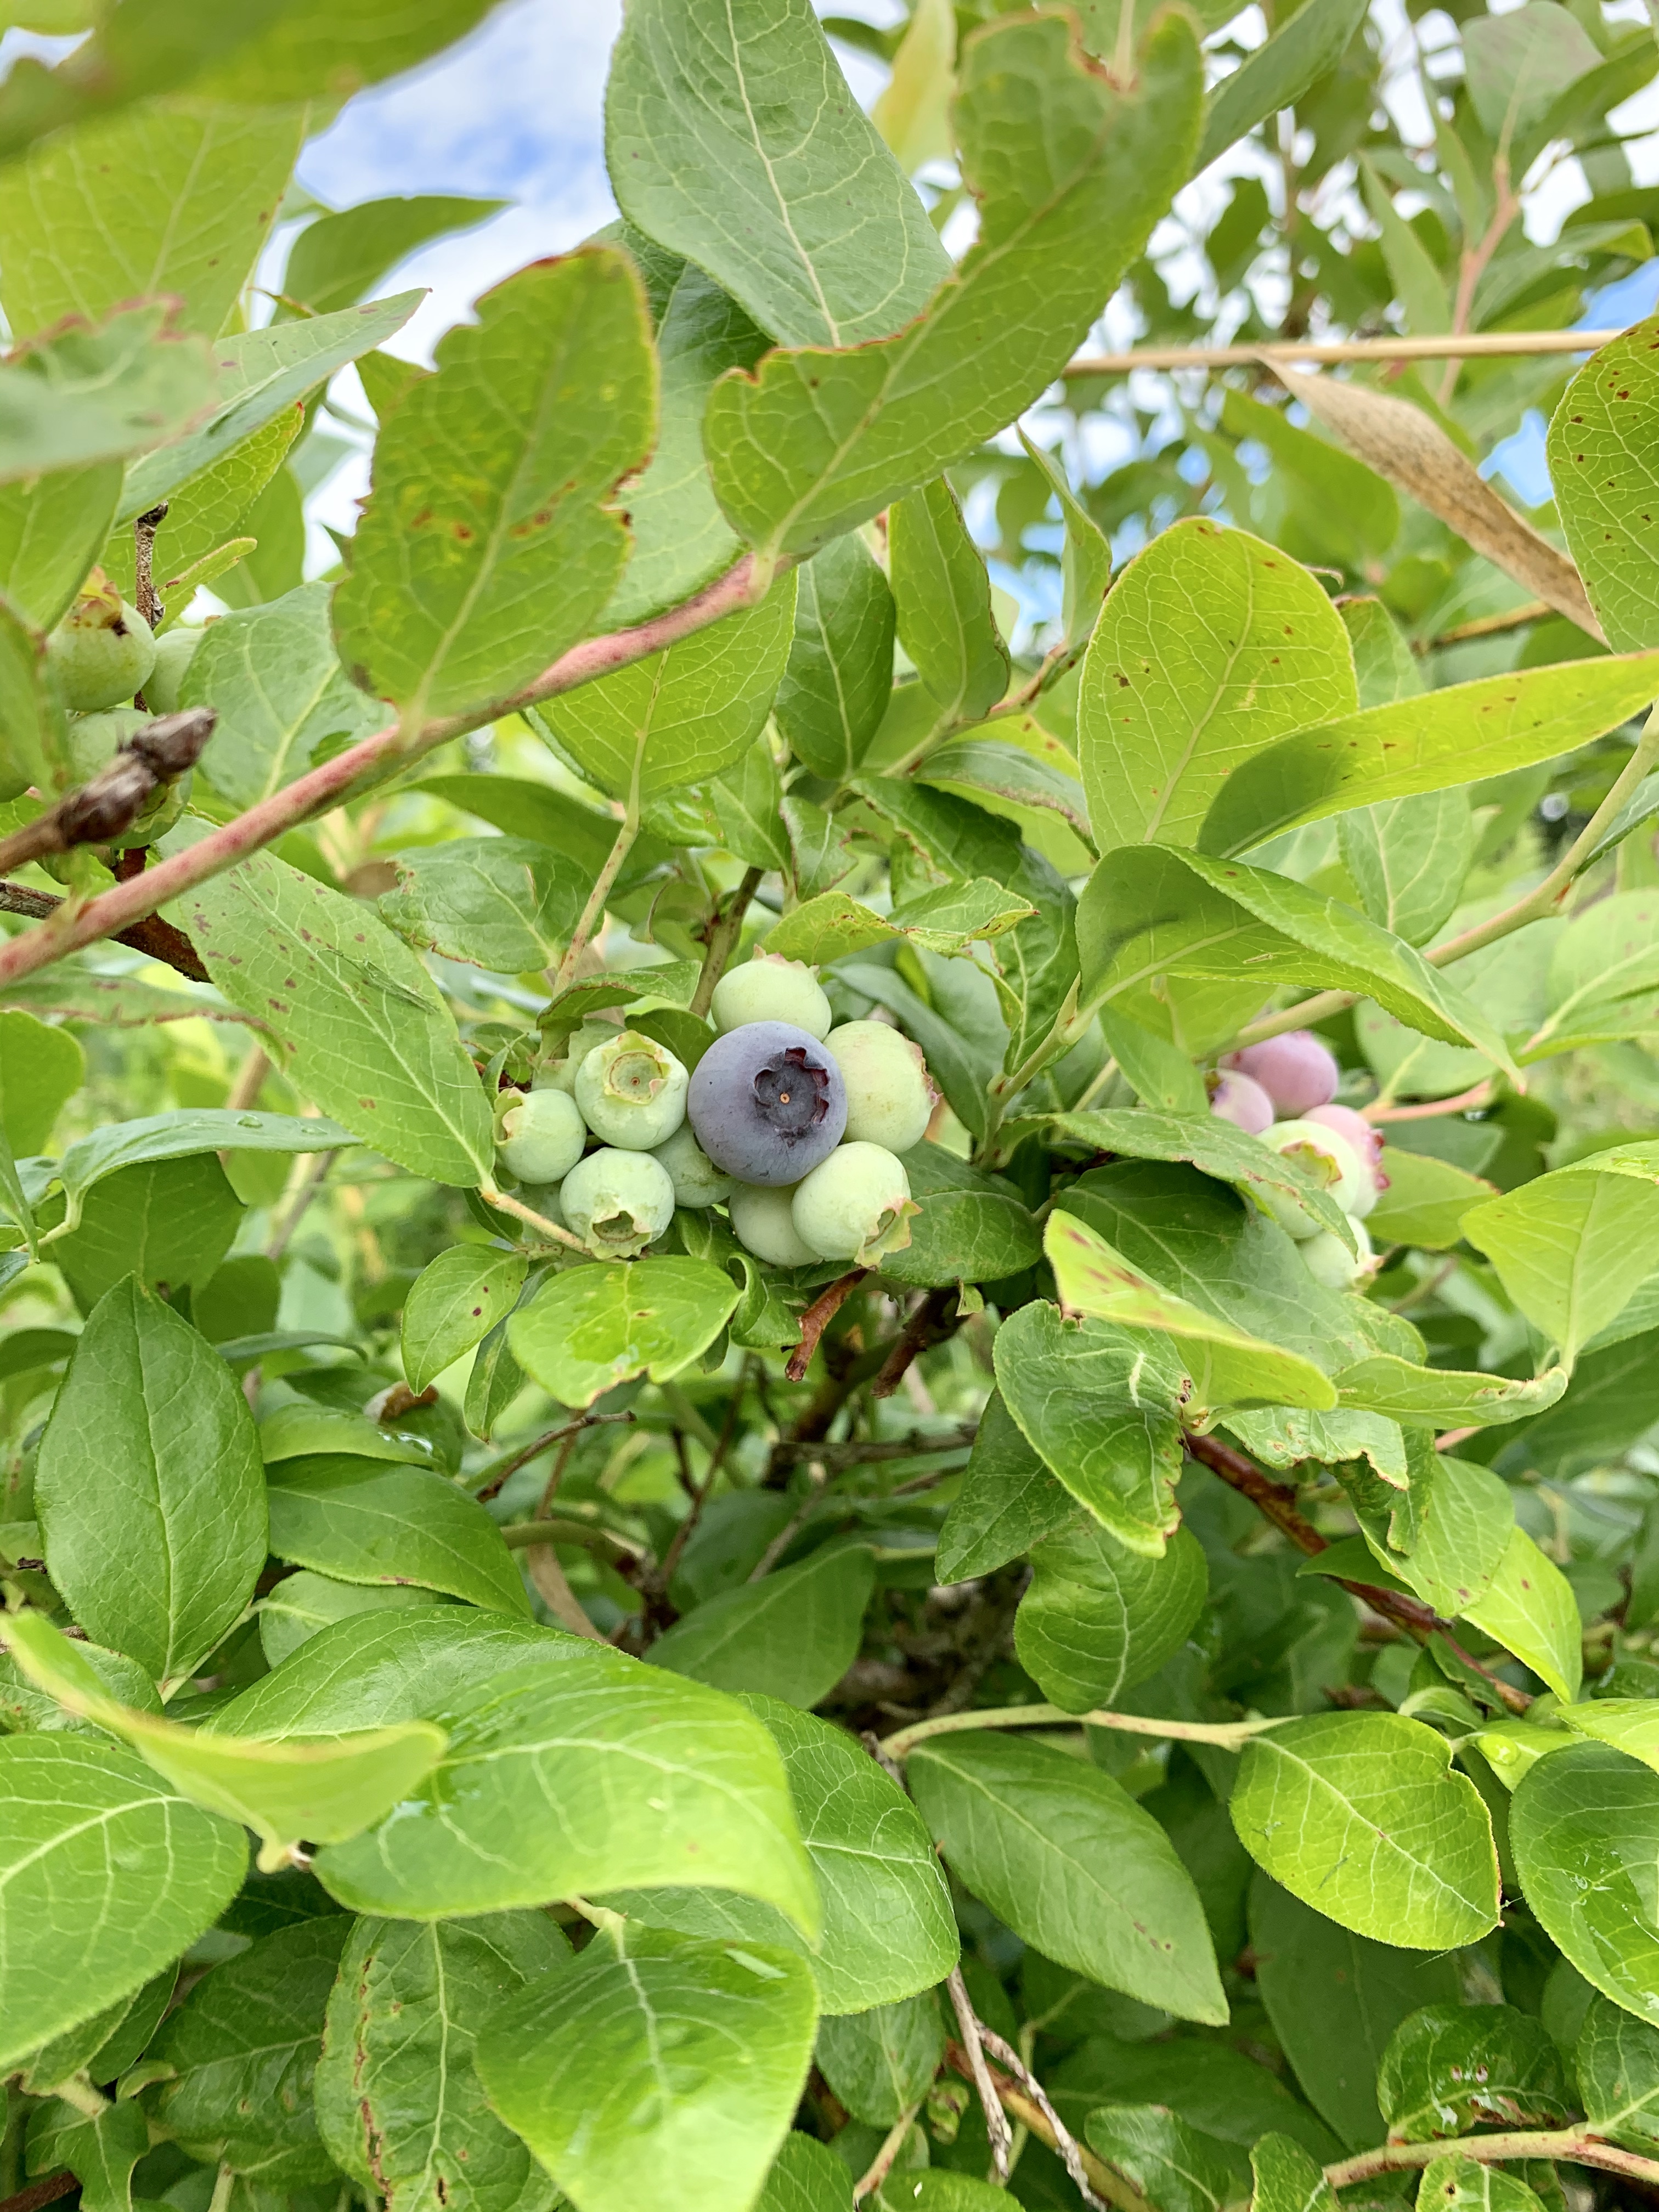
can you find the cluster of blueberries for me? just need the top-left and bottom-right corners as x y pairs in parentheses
(1209, 1031), (1386, 1290)
(494, 954), (936, 1269)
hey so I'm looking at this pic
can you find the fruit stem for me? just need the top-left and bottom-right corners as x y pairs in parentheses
(690, 864), (765, 1018)
(552, 805), (639, 996)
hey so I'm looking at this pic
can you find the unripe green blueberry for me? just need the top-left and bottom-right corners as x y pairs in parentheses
(560, 1147), (675, 1259)
(712, 952), (832, 1040)
(1301, 1214), (1375, 1292)
(66, 709), (188, 847)
(48, 569), (157, 712)
(145, 624), (205, 715)
(791, 1140), (918, 1266)
(494, 1086), (586, 1184)
(728, 1181), (820, 1268)
(536, 1022), (619, 1096)
(651, 1121), (733, 1207)
(575, 1029), (688, 1149)
(826, 1020), (936, 1152)
(1258, 1118), (1370, 1238)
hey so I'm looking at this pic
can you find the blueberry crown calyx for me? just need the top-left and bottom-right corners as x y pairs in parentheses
(752, 1045), (834, 1139)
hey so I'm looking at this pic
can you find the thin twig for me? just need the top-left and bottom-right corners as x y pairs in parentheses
(520, 1542), (607, 1641)
(0, 707), (216, 875)
(1063, 328), (1620, 374)
(265, 1151), (334, 1263)
(786, 1268), (870, 1383)
(879, 1701), (1289, 1762)
(1416, 601), (1551, 652)
(853, 2102), (924, 2204)
(502, 1518), (647, 1571)
(0, 2176), (77, 2212)
(478, 1183), (589, 1255)
(553, 809), (640, 996)
(941, 2042), (1149, 2212)
(976, 2023), (1109, 2211)
(654, 1372), (749, 1595)
(690, 864), (765, 1020)
(872, 1286), (960, 1400)
(1365, 1081), (1493, 1122)
(1324, 2128), (1659, 2191)
(747, 1470), (828, 1582)
(471, 1413), (634, 1506)
(0, 552), (785, 994)
(946, 1966), (1013, 2183)
(224, 1042), (272, 1114)
(1438, 159), (1520, 405)
(769, 1423), (979, 1471)
(0, 878), (208, 982)
(132, 501), (169, 633)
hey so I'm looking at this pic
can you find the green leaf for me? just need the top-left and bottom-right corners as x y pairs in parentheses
(211, 1610), (595, 1739)
(1376, 2003), (1570, 2139)
(703, 10), (1203, 556)
(152, 1917), (349, 2181)
(1577, 1993), (1659, 2150)
(0, 302), (217, 482)
(1340, 791), (1475, 949)
(1462, 1145), (1659, 1362)
(315, 1912), (569, 2212)
(509, 1256), (741, 1408)
(12, 1966), (174, 2097)
(538, 574), (797, 805)
(1249, 1873), (1460, 2148)
(259, 1401), (440, 1466)
(2, 1607), (447, 1867)
(1330, 1355), (1567, 1430)
(1076, 845), (1519, 1078)
(116, 291), (422, 524)
(936, 1387), (1074, 1583)
(51, 1105), (354, 1229)
(1464, 2), (1602, 148)
(1195, 0), (1369, 168)
(283, 193), (506, 317)
(380, 837), (591, 973)
(606, 0), (948, 348)
(1527, 888), (1659, 1057)
(1016, 1517), (1208, 1714)
(0, 594), (63, 797)
(919, 727), (1094, 852)
(1249, 2134), (1340, 2212)
(1221, 386), (1401, 569)
(991, 1297), (1186, 1556)
(177, 580), (387, 808)
(1463, 1527), (1583, 1702)
(25, 2092), (148, 2212)
(0, 461), (121, 629)
(0, 1734), (245, 2075)
(1368, 1145), (1498, 1250)
(879, 1144), (1041, 1291)
(1561, 1700), (1659, 1778)
(1514, 1740), (1659, 2027)
(1085, 2104), (1235, 2212)
(184, 851), (495, 1187)
(476, 1923), (818, 2212)
(760, 2135), (856, 2212)
(1018, 429), (1113, 665)
(0, 101), (303, 341)
(1416, 2159), (1548, 2212)
(334, 250), (656, 720)
(1030, 1106), (1354, 1248)
(763, 878), (1034, 967)
(402, 1245), (528, 1393)
(1550, 318), (1659, 651)
(36, 1277), (265, 1681)
(266, 1455), (532, 1616)
(648, 1545), (875, 1710)
(1357, 1454), (1514, 1617)
(1045, 1211), (1340, 1421)
(909, 1730), (1227, 2023)
(49, 1155), (243, 1314)
(0, 1008), (82, 1156)
(815, 1995), (944, 2126)
(312, 1652), (820, 1936)
(890, 477), (1009, 737)
(601, 232), (770, 629)
(104, 404), (301, 606)
(1229, 1714), (1500, 1949)
(257, 1570), (445, 1668)
(1077, 517), (1357, 851)
(1198, 654), (1659, 858)
(773, 531), (896, 783)
(605, 1694), (958, 2013)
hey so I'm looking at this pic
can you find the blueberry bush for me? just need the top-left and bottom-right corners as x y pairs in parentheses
(9, 2), (1659, 2210)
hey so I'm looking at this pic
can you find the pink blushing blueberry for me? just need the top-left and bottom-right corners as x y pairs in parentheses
(1207, 1069), (1274, 1135)
(1223, 1031), (1340, 1116)
(1305, 1102), (1384, 1177)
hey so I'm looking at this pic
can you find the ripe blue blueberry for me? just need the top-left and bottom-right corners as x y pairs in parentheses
(559, 1147), (675, 1259)
(687, 1019), (847, 1186)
